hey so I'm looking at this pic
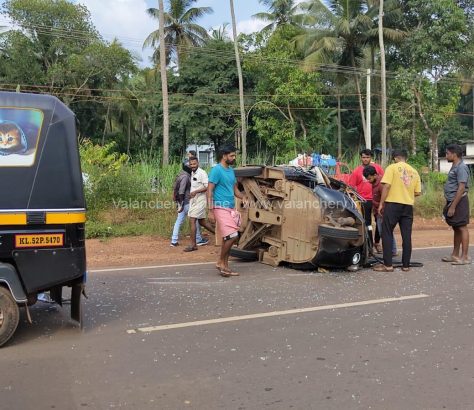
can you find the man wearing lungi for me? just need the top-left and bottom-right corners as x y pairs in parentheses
(207, 144), (247, 277)
(184, 156), (215, 252)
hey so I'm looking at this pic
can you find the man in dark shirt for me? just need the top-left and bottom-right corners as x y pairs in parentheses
(363, 165), (397, 256)
(442, 144), (471, 265)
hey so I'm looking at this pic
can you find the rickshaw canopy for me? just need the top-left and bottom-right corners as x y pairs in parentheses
(0, 91), (84, 210)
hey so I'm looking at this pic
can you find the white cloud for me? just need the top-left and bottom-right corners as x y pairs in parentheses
(236, 18), (267, 35)
(76, 1), (267, 67)
(78, 0), (156, 66)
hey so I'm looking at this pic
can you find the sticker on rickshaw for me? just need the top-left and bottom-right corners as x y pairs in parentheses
(0, 107), (44, 167)
(15, 233), (64, 248)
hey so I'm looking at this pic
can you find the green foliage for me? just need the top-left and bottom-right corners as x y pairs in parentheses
(1, 0), (473, 174)
(168, 39), (242, 150)
(407, 151), (429, 170)
(80, 141), (187, 238)
(144, 0), (213, 67)
(398, 0), (470, 77)
(80, 140), (132, 212)
(244, 26), (327, 156)
(0, 0), (137, 141)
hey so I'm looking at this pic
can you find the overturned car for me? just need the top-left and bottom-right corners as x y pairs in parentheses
(230, 166), (368, 271)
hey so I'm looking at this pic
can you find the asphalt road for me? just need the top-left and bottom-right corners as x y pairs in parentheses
(2, 247), (474, 410)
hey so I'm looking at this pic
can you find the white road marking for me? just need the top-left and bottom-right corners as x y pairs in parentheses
(413, 245), (452, 250)
(147, 281), (225, 285)
(128, 294), (429, 334)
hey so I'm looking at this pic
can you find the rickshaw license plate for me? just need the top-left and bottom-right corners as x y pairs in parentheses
(15, 233), (64, 248)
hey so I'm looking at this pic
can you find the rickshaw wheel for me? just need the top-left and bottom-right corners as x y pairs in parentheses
(0, 287), (20, 347)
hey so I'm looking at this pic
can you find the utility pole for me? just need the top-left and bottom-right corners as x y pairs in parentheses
(158, 0), (169, 166)
(378, 0), (387, 167)
(337, 94), (342, 159)
(230, 0), (247, 165)
(366, 69), (371, 149)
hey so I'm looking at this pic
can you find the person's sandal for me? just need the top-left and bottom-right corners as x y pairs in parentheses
(452, 258), (472, 265)
(401, 267), (410, 272)
(442, 255), (460, 262)
(183, 246), (198, 252)
(225, 270), (240, 276)
(373, 264), (394, 272)
(216, 266), (231, 277)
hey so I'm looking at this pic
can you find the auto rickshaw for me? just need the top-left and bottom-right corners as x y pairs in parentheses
(0, 91), (86, 347)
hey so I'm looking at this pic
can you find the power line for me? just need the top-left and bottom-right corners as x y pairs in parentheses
(2, 19), (473, 87)
(1, 84), (472, 118)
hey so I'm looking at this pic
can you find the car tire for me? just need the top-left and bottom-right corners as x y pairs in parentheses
(230, 247), (258, 261)
(0, 286), (20, 347)
(318, 224), (360, 240)
(234, 166), (263, 178)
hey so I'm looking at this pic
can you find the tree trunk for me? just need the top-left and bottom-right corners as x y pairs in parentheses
(150, 105), (158, 156)
(378, 0), (388, 167)
(414, 88), (439, 170)
(102, 103), (110, 145)
(230, 0), (247, 165)
(299, 118), (307, 141)
(411, 97), (417, 156)
(127, 115), (131, 156)
(158, 0), (170, 166)
(351, 51), (367, 145)
(355, 74), (367, 147)
(337, 94), (342, 159)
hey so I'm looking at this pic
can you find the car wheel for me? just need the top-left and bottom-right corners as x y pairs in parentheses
(234, 166), (263, 178)
(230, 247), (258, 261)
(318, 224), (360, 240)
(0, 286), (20, 347)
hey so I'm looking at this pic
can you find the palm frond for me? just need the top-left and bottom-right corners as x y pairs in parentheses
(143, 30), (159, 49)
(252, 12), (275, 22)
(336, 18), (351, 36)
(181, 7), (214, 23)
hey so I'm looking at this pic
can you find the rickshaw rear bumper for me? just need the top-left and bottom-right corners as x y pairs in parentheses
(13, 247), (86, 294)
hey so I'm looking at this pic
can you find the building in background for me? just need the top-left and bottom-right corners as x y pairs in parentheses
(186, 143), (216, 167)
(439, 141), (474, 173)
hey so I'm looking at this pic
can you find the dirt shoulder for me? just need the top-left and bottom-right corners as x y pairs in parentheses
(86, 217), (470, 269)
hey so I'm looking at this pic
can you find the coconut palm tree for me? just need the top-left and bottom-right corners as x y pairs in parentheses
(295, 0), (405, 147)
(230, 0), (247, 164)
(143, 0), (213, 70)
(210, 23), (230, 42)
(253, 0), (305, 32)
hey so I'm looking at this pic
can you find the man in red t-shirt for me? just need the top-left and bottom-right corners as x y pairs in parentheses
(348, 149), (384, 246)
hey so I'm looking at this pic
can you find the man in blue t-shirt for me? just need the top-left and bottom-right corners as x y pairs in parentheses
(207, 144), (247, 277)
(442, 144), (471, 265)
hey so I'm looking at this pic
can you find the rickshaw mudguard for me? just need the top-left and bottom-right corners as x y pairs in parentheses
(0, 262), (27, 303)
(49, 282), (83, 325)
(70, 282), (83, 325)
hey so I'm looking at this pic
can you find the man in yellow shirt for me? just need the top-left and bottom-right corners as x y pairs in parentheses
(374, 149), (422, 272)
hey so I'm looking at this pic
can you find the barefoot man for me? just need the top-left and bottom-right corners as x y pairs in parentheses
(442, 144), (471, 265)
(207, 144), (247, 277)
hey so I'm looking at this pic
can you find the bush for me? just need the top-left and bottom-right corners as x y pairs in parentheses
(80, 141), (189, 238)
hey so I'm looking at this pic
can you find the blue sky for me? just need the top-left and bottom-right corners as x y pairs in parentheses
(76, 0), (269, 66)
